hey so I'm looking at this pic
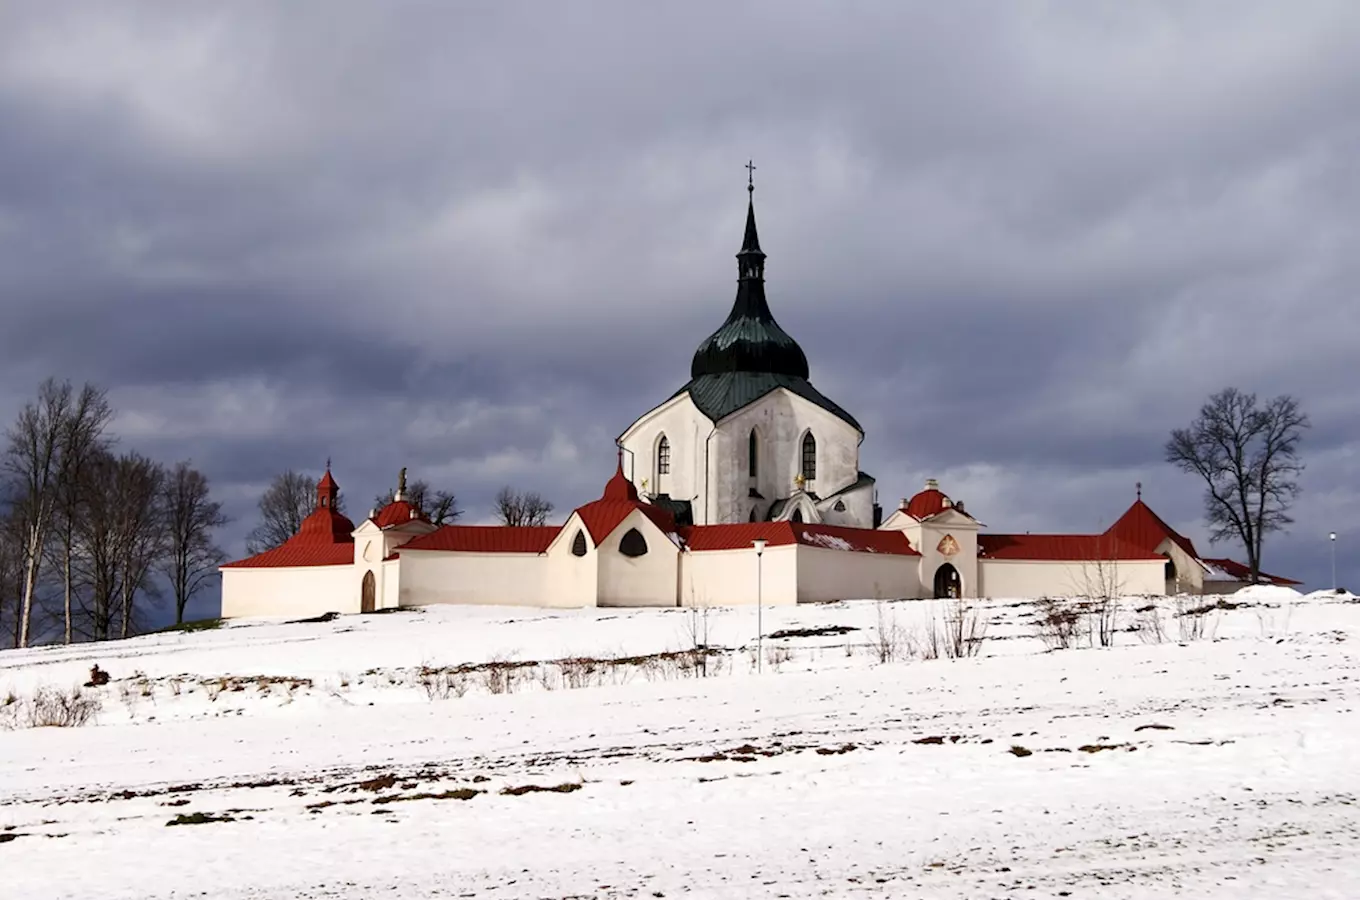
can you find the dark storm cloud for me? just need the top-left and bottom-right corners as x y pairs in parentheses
(2, 0), (1359, 607)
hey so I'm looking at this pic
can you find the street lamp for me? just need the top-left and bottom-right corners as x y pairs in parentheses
(1330, 532), (1337, 592)
(752, 538), (767, 672)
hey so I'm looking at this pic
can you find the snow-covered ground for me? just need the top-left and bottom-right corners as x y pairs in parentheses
(3, 589), (1359, 899)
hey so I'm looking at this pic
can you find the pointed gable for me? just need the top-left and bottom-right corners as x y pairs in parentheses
(1105, 499), (1199, 559)
(573, 451), (677, 545)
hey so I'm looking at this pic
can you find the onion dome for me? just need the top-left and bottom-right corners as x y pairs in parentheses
(689, 180), (810, 380)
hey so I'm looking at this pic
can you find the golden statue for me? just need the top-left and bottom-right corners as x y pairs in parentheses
(397, 466), (407, 498)
(794, 472), (806, 491)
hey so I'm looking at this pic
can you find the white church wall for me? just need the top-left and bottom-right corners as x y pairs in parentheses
(595, 509), (680, 608)
(546, 518), (601, 608)
(220, 565), (359, 619)
(618, 394), (710, 520)
(978, 558), (1165, 599)
(380, 558), (401, 610)
(817, 483), (874, 528)
(711, 390), (863, 526)
(793, 547), (920, 603)
(397, 551), (562, 607)
(680, 544), (799, 607)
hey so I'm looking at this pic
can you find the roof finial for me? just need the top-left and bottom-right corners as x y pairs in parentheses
(745, 159), (756, 194)
(1136, 481), (1142, 501)
(325, 456), (331, 472)
(396, 466), (407, 501)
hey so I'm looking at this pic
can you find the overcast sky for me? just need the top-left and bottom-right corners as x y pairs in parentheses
(2, 1), (1357, 620)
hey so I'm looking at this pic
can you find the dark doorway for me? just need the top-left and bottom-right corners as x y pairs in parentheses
(933, 563), (961, 599)
(361, 570), (376, 613)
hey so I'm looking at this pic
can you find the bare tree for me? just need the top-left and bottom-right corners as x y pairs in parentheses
(0, 510), (23, 648)
(245, 470), (343, 554)
(1072, 533), (1127, 648)
(161, 462), (228, 625)
(4, 378), (79, 647)
(73, 451), (166, 640)
(48, 384), (114, 644)
(1166, 388), (1309, 584)
(373, 478), (462, 525)
(494, 486), (554, 527)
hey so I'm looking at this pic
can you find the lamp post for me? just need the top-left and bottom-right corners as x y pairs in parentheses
(752, 538), (767, 672)
(1330, 532), (1337, 592)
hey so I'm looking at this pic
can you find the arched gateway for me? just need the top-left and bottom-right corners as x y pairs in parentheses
(933, 563), (961, 599)
(360, 570), (376, 613)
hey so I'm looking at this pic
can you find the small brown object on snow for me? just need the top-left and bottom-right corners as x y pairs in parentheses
(85, 665), (110, 687)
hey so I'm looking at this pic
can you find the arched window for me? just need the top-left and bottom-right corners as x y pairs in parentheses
(657, 435), (670, 475)
(801, 432), (816, 480)
(791, 508), (803, 523)
(571, 530), (588, 557)
(748, 429), (758, 478)
(1164, 557), (1177, 581)
(619, 528), (648, 557)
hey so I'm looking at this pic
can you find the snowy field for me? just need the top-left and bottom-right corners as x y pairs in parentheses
(3, 588), (1359, 899)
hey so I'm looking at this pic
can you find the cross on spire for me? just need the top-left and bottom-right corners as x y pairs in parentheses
(325, 456), (331, 472)
(745, 159), (756, 192)
(1136, 481), (1142, 500)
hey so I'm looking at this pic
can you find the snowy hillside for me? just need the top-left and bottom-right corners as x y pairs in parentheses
(3, 589), (1359, 898)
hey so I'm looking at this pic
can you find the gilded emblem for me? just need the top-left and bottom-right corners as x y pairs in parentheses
(936, 534), (960, 558)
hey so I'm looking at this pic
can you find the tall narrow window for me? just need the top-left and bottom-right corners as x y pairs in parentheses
(801, 432), (816, 480)
(657, 435), (671, 475)
(748, 429), (758, 478)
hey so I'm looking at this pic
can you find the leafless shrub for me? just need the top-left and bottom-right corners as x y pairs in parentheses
(559, 656), (601, 690)
(1032, 597), (1082, 651)
(204, 677), (227, 702)
(534, 665), (558, 691)
(21, 685), (102, 728)
(1173, 595), (1218, 642)
(1134, 602), (1167, 644)
(942, 598), (987, 659)
(1086, 596), (1119, 648)
(481, 657), (519, 695)
(872, 600), (906, 663)
(764, 645), (793, 672)
(680, 607), (716, 678)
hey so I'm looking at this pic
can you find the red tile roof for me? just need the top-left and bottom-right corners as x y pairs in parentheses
(223, 471), (357, 569)
(978, 534), (1164, 561)
(680, 522), (919, 555)
(571, 453), (677, 544)
(221, 542), (355, 569)
(1104, 500), (1199, 559)
(400, 525), (559, 554)
(904, 487), (950, 520)
(1200, 557), (1302, 586)
(373, 498), (428, 529)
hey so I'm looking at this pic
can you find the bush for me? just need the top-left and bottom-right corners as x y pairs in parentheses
(2, 686), (103, 729)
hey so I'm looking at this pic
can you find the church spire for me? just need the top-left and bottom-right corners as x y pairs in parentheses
(689, 166), (809, 381)
(737, 160), (765, 280)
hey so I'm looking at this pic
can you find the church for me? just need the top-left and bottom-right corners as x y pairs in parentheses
(220, 180), (1298, 618)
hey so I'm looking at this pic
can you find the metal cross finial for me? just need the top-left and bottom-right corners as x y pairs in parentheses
(745, 159), (756, 192)
(325, 456), (331, 472)
(1136, 481), (1142, 500)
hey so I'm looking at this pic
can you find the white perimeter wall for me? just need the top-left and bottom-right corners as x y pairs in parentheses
(397, 552), (570, 608)
(595, 510), (680, 608)
(794, 546), (920, 603)
(681, 545), (798, 607)
(221, 565), (358, 619)
(978, 559), (1166, 598)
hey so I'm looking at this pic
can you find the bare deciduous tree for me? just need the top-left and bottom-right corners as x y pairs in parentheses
(113, 453), (165, 639)
(161, 461), (228, 625)
(494, 486), (554, 527)
(4, 378), (81, 647)
(1166, 388), (1308, 584)
(373, 478), (462, 525)
(48, 384), (114, 644)
(246, 470), (343, 554)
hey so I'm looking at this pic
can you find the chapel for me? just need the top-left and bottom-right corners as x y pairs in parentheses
(220, 179), (1297, 617)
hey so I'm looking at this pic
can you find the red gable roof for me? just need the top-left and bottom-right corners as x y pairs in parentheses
(400, 525), (559, 554)
(680, 522), (919, 555)
(1201, 557), (1302, 586)
(223, 472), (356, 569)
(1104, 500), (1199, 559)
(978, 534), (1164, 561)
(571, 453), (677, 544)
(373, 498), (428, 529)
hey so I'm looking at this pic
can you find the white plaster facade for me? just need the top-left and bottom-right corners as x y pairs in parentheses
(618, 388), (871, 528)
